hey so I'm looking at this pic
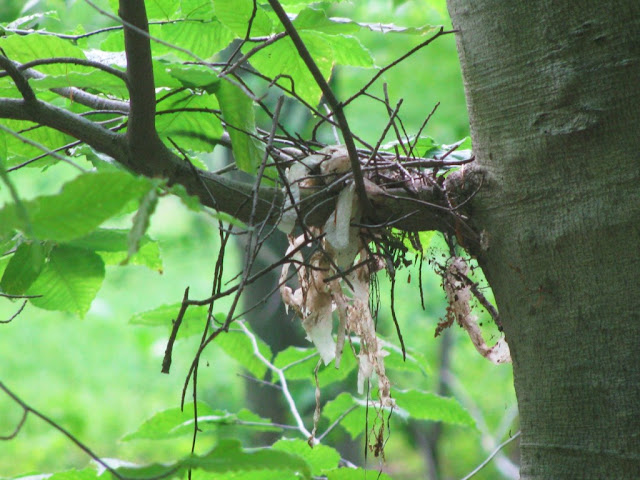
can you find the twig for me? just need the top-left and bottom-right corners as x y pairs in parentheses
(0, 124), (86, 172)
(0, 382), (126, 479)
(459, 431), (521, 480)
(343, 27), (451, 108)
(15, 57), (128, 83)
(161, 287), (190, 374)
(0, 300), (28, 324)
(238, 322), (314, 440)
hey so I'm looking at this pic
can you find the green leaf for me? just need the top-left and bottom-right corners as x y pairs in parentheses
(122, 402), (216, 440)
(30, 70), (128, 98)
(0, 171), (152, 241)
(98, 240), (163, 271)
(191, 470), (298, 480)
(293, 8), (360, 34)
(216, 327), (272, 379)
(67, 228), (162, 272)
(116, 439), (311, 479)
(125, 186), (159, 264)
(321, 392), (365, 440)
(215, 80), (264, 172)
(48, 468), (100, 480)
(273, 439), (340, 475)
(1, 119), (73, 167)
(107, 0), (178, 20)
(213, 0), (273, 37)
(247, 31), (334, 106)
(274, 344), (357, 386)
(393, 390), (475, 427)
(151, 20), (235, 59)
(326, 467), (394, 480)
(0, 34), (85, 74)
(0, 241), (45, 295)
(129, 302), (211, 339)
(156, 89), (224, 153)
(26, 245), (105, 317)
(328, 34), (373, 68)
(166, 64), (221, 93)
(166, 183), (204, 211)
(180, 0), (215, 20)
(382, 343), (431, 376)
(190, 439), (310, 477)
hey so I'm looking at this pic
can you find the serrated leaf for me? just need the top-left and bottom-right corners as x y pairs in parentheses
(129, 303), (211, 339)
(26, 245), (105, 317)
(191, 439), (310, 476)
(382, 343), (431, 376)
(0, 34), (85, 74)
(274, 344), (357, 386)
(191, 470), (298, 480)
(166, 64), (221, 93)
(328, 34), (373, 68)
(393, 390), (475, 427)
(48, 468), (100, 480)
(0, 171), (152, 241)
(156, 89), (224, 152)
(30, 70), (129, 98)
(98, 240), (163, 271)
(99, 20), (233, 60)
(293, 8), (360, 34)
(151, 20), (235, 59)
(116, 439), (311, 479)
(273, 439), (340, 475)
(215, 80), (264, 172)
(66, 228), (162, 271)
(180, 0), (215, 20)
(326, 467), (394, 480)
(0, 241), (44, 295)
(321, 393), (364, 439)
(216, 328), (272, 378)
(213, 0), (273, 37)
(107, 0), (178, 20)
(122, 402), (216, 441)
(248, 31), (334, 106)
(166, 183), (204, 211)
(1, 119), (73, 167)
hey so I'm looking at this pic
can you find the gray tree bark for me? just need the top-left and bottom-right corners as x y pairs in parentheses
(447, 1), (640, 478)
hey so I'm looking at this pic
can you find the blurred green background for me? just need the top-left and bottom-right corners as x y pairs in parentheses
(0, 1), (517, 479)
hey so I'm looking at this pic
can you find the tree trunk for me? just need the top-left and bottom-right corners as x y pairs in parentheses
(447, 1), (640, 478)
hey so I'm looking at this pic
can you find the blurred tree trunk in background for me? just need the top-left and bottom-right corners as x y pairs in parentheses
(447, 1), (640, 477)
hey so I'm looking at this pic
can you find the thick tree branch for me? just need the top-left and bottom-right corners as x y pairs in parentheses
(0, 0), (480, 237)
(118, 0), (167, 178)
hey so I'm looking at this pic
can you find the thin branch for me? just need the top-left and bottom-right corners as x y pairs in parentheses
(0, 408), (28, 439)
(459, 431), (521, 480)
(0, 382), (126, 479)
(0, 123), (87, 172)
(161, 287), (190, 374)
(15, 57), (128, 83)
(238, 322), (314, 440)
(343, 27), (452, 108)
(0, 300), (28, 324)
